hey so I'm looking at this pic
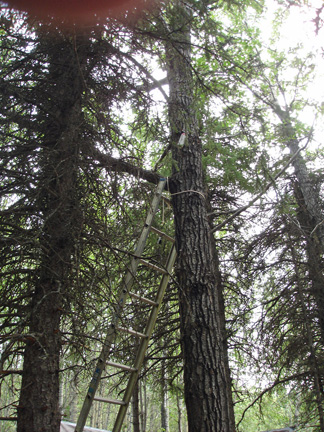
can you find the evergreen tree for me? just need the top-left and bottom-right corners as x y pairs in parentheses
(1, 1), (323, 431)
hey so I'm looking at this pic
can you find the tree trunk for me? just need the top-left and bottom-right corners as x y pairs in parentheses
(274, 104), (324, 344)
(165, 2), (235, 431)
(293, 181), (324, 346)
(17, 30), (86, 432)
(132, 380), (141, 432)
(140, 375), (147, 431)
(176, 390), (182, 432)
(161, 357), (169, 432)
(274, 106), (324, 249)
(290, 241), (324, 431)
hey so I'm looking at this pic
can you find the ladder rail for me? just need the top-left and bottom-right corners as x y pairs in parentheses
(112, 244), (177, 432)
(75, 179), (168, 432)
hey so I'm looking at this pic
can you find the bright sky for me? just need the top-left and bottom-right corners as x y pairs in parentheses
(270, 2), (323, 88)
(149, 1), (324, 152)
(259, 0), (324, 149)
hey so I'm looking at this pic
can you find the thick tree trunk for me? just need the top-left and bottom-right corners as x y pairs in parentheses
(17, 31), (86, 432)
(165, 2), (235, 431)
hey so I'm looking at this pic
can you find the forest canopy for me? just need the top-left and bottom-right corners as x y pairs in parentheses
(0, 0), (324, 431)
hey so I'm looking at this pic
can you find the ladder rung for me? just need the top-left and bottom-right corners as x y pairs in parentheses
(106, 360), (137, 372)
(129, 292), (159, 306)
(151, 226), (175, 243)
(117, 326), (148, 338)
(93, 396), (126, 405)
(138, 259), (168, 274)
(74, 179), (170, 432)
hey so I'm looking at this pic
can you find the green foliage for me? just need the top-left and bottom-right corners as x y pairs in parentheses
(1, 0), (324, 430)
(236, 387), (297, 432)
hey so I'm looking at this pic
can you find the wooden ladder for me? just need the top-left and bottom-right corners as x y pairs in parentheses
(75, 178), (176, 432)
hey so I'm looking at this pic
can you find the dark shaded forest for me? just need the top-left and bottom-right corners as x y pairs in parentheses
(0, 0), (324, 431)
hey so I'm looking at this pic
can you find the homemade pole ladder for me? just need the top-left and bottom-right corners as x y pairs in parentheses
(75, 178), (176, 432)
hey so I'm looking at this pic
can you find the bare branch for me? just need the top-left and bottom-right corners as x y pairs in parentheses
(237, 371), (309, 428)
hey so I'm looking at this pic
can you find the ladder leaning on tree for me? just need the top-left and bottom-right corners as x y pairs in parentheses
(75, 177), (176, 432)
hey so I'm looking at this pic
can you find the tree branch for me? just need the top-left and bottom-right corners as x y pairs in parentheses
(89, 148), (167, 186)
(107, 43), (169, 102)
(211, 137), (310, 233)
(236, 371), (308, 428)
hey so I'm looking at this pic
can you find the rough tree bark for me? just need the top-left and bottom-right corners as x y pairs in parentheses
(164, 2), (235, 431)
(3, 5), (236, 431)
(17, 30), (88, 432)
